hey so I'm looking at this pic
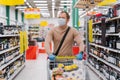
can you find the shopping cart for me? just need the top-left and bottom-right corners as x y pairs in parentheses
(47, 56), (86, 80)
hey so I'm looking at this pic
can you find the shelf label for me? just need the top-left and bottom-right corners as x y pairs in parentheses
(89, 20), (93, 42)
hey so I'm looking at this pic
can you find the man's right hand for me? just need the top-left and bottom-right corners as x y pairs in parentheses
(48, 54), (56, 60)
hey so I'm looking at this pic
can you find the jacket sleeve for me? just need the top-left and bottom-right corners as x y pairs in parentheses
(73, 28), (84, 52)
(45, 29), (53, 55)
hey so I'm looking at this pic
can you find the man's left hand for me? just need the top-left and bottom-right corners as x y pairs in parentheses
(76, 52), (83, 60)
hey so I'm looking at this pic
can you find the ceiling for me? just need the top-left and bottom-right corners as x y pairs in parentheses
(15, 0), (109, 18)
(16, 0), (74, 18)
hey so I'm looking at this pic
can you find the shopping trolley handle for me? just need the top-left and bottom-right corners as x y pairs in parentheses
(55, 56), (76, 59)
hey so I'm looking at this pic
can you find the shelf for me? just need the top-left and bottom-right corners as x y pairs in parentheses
(0, 34), (19, 37)
(89, 53), (120, 72)
(89, 43), (120, 53)
(8, 64), (25, 80)
(0, 54), (23, 70)
(0, 45), (19, 55)
(106, 33), (120, 36)
(93, 16), (120, 25)
(106, 16), (120, 22)
(93, 33), (102, 36)
(87, 62), (107, 80)
(93, 21), (101, 25)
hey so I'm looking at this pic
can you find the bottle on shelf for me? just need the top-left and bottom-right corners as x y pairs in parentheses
(116, 38), (120, 50)
(106, 23), (116, 34)
(116, 53), (120, 68)
(0, 23), (4, 35)
(107, 51), (117, 65)
(0, 39), (4, 51)
(112, 37), (117, 49)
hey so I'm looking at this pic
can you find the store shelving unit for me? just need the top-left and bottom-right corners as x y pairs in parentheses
(89, 43), (120, 53)
(8, 64), (25, 80)
(0, 45), (19, 55)
(89, 53), (120, 72)
(88, 16), (120, 80)
(87, 62), (107, 80)
(28, 26), (40, 39)
(0, 54), (23, 70)
(0, 35), (19, 37)
(0, 24), (25, 80)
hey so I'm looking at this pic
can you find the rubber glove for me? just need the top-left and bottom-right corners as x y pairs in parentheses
(76, 52), (83, 60)
(48, 54), (56, 60)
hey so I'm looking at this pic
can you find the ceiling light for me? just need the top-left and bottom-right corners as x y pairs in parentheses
(52, 3), (55, 5)
(40, 9), (48, 10)
(59, 6), (70, 8)
(35, 4), (48, 6)
(33, 1), (47, 3)
(52, 0), (55, 18)
(60, 4), (72, 6)
(26, 2), (32, 8)
(16, 6), (27, 9)
(61, 1), (72, 3)
(37, 7), (48, 9)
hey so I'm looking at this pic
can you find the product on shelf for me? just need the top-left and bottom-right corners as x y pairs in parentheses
(3, 25), (21, 35)
(106, 23), (116, 34)
(0, 23), (4, 35)
(0, 55), (5, 66)
(116, 38), (120, 49)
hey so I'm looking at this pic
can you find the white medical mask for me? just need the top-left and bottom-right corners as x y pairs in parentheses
(58, 18), (66, 26)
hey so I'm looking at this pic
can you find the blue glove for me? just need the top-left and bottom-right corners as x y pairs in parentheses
(48, 54), (56, 60)
(76, 52), (83, 60)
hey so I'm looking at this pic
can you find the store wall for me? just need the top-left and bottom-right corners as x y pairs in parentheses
(10, 6), (16, 25)
(0, 5), (7, 25)
(18, 10), (22, 25)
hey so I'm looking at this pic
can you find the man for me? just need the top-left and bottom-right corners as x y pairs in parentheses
(45, 11), (84, 60)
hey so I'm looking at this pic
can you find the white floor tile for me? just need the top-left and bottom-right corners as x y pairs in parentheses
(14, 54), (48, 80)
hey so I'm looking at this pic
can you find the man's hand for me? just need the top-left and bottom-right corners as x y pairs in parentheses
(76, 52), (83, 60)
(48, 54), (56, 60)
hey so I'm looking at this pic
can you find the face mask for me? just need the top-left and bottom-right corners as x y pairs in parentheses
(58, 18), (66, 26)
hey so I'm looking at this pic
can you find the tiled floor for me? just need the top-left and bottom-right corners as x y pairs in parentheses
(14, 54), (101, 80)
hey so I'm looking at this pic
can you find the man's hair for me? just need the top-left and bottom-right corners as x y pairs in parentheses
(60, 11), (70, 20)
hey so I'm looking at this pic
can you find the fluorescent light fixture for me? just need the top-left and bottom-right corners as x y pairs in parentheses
(16, 6), (27, 9)
(37, 7), (48, 8)
(52, 3), (55, 5)
(60, 4), (72, 6)
(61, 1), (72, 3)
(52, 8), (55, 18)
(26, 2), (32, 8)
(35, 4), (48, 6)
(59, 6), (70, 8)
(33, 1), (47, 3)
(40, 8), (48, 10)
(52, 0), (55, 18)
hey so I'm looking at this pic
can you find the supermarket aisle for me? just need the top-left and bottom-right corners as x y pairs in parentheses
(14, 54), (48, 80)
(14, 54), (101, 80)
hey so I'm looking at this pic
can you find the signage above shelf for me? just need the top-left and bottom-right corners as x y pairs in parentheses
(74, 0), (103, 9)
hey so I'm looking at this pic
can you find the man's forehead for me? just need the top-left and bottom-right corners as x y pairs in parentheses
(59, 13), (66, 17)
